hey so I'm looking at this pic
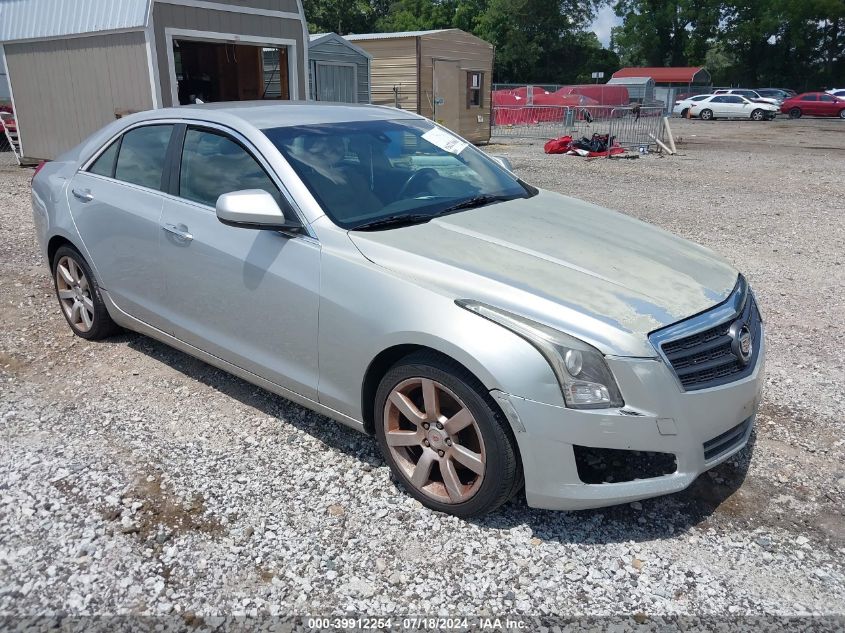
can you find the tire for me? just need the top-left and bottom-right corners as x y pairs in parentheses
(839, 109), (845, 119)
(374, 350), (521, 518)
(52, 245), (119, 340)
(699, 109), (713, 121)
(789, 107), (802, 119)
(751, 109), (765, 121)
(680, 108), (689, 118)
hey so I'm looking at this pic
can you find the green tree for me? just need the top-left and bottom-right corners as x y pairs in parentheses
(609, 0), (720, 67)
(473, 0), (602, 82)
(302, 0), (389, 34)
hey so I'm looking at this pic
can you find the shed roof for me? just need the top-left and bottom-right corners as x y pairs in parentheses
(607, 76), (653, 86)
(344, 29), (455, 41)
(309, 32), (372, 58)
(0, 0), (152, 43)
(612, 67), (708, 83)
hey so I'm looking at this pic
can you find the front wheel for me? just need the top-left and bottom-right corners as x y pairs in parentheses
(680, 108), (689, 118)
(839, 109), (845, 119)
(52, 245), (119, 340)
(699, 109), (714, 121)
(751, 109), (765, 121)
(374, 351), (521, 518)
(789, 107), (802, 119)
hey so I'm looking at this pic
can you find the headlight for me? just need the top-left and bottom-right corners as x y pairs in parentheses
(456, 300), (624, 409)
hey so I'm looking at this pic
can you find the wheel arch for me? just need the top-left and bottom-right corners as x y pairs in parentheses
(47, 234), (77, 268)
(361, 344), (493, 435)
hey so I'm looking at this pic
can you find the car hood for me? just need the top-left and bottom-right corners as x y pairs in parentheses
(348, 190), (739, 357)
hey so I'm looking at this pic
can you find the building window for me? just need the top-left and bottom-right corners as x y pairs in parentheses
(467, 71), (483, 108)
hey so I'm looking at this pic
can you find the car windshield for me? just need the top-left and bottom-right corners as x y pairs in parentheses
(263, 119), (532, 230)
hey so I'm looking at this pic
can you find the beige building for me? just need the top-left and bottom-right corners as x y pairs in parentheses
(0, 0), (309, 160)
(345, 29), (494, 144)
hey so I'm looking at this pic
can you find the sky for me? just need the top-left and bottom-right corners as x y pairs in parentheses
(591, 4), (623, 47)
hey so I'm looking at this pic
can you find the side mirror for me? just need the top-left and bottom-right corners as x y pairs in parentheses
(216, 189), (300, 231)
(489, 155), (514, 171)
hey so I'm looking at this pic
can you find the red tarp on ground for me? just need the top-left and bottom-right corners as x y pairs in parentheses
(543, 135), (625, 157)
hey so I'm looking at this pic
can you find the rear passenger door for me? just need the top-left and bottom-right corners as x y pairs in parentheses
(159, 125), (321, 399)
(707, 96), (730, 117)
(66, 124), (175, 330)
(723, 95), (748, 117)
(800, 94), (818, 115)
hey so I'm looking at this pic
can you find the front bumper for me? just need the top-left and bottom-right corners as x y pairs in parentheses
(501, 331), (765, 511)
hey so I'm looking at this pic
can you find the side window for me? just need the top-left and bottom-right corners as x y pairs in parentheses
(179, 128), (282, 208)
(729, 96), (745, 104)
(711, 96), (727, 103)
(88, 139), (120, 177)
(820, 95), (834, 102)
(801, 95), (817, 101)
(114, 125), (174, 191)
(467, 71), (483, 108)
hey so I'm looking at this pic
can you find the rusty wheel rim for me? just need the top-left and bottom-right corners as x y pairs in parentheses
(383, 377), (486, 504)
(56, 255), (94, 332)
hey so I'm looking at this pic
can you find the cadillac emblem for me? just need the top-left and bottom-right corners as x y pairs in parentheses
(729, 320), (753, 365)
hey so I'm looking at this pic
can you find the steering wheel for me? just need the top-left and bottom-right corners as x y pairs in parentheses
(397, 168), (438, 199)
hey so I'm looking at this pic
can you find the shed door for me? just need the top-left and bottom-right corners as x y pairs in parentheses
(315, 62), (356, 103)
(433, 60), (461, 133)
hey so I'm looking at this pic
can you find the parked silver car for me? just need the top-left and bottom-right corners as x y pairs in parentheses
(32, 103), (765, 517)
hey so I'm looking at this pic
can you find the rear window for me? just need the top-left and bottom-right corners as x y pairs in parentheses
(114, 125), (174, 191)
(88, 140), (120, 178)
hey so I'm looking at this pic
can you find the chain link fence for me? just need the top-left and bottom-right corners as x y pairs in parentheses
(491, 105), (666, 152)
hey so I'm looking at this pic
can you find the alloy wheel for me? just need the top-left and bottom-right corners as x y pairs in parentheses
(55, 255), (95, 332)
(383, 377), (486, 504)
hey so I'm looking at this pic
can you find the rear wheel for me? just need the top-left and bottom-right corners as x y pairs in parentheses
(52, 245), (119, 340)
(751, 109), (765, 121)
(839, 109), (845, 119)
(699, 109), (714, 121)
(374, 351), (521, 518)
(789, 107), (802, 119)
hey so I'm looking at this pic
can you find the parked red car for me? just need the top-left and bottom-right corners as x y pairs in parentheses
(781, 92), (845, 119)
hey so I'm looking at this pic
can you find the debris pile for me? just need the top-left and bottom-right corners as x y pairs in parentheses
(543, 133), (625, 158)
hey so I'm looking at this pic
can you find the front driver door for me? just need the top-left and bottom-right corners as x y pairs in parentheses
(66, 124), (174, 330)
(159, 125), (320, 399)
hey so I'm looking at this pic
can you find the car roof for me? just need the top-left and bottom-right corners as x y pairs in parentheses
(132, 101), (423, 129)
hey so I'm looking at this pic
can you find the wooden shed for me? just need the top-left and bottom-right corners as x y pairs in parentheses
(344, 29), (494, 144)
(307, 33), (371, 103)
(0, 0), (309, 160)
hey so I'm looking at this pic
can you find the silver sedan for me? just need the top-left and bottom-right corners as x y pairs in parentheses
(32, 103), (765, 517)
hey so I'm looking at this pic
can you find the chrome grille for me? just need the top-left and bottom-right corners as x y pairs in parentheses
(649, 277), (762, 391)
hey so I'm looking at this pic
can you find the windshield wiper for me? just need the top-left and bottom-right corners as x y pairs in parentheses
(437, 194), (516, 215)
(351, 213), (436, 231)
(351, 194), (519, 231)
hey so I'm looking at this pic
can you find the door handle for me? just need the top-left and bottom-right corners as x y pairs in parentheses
(162, 223), (193, 242)
(72, 188), (94, 202)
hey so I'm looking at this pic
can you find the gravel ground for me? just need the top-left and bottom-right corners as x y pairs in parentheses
(1, 117), (844, 625)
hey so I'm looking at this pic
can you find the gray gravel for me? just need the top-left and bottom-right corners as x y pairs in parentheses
(1, 118), (844, 622)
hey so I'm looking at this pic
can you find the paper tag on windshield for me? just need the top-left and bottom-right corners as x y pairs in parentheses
(422, 127), (468, 155)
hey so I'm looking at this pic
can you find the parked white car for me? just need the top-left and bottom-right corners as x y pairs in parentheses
(672, 94), (713, 118)
(689, 95), (779, 121)
(713, 89), (781, 106)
